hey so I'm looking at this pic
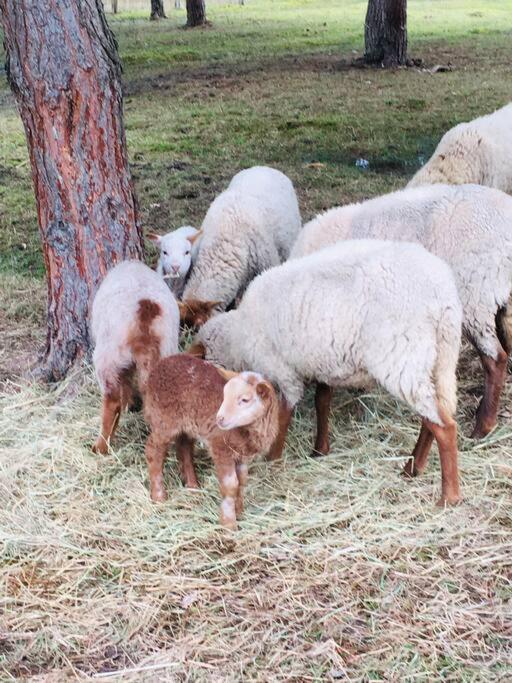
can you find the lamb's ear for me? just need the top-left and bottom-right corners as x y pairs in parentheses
(204, 300), (222, 312)
(187, 229), (203, 245)
(147, 232), (162, 244)
(216, 366), (239, 382)
(256, 382), (272, 401)
(186, 341), (206, 358)
(438, 154), (445, 161)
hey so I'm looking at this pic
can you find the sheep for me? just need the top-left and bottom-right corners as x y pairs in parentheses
(180, 166), (302, 326)
(91, 260), (179, 454)
(408, 103), (512, 192)
(290, 183), (512, 438)
(143, 354), (280, 529)
(147, 225), (201, 298)
(189, 240), (463, 507)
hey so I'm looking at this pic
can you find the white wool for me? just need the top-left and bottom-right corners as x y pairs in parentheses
(291, 183), (512, 361)
(408, 103), (512, 192)
(198, 240), (462, 425)
(154, 225), (199, 298)
(183, 166), (301, 308)
(91, 260), (179, 392)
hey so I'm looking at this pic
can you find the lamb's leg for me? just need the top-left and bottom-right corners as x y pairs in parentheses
(214, 457), (239, 530)
(92, 390), (122, 455)
(175, 434), (200, 489)
(403, 420), (434, 477)
(472, 347), (508, 439)
(235, 462), (248, 516)
(266, 400), (293, 461)
(430, 415), (461, 507)
(145, 433), (169, 502)
(311, 382), (332, 457)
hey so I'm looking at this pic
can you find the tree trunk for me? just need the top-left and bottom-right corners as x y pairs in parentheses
(364, 0), (407, 67)
(0, 0), (143, 381)
(112, 0), (118, 13)
(186, 0), (207, 27)
(150, 0), (166, 19)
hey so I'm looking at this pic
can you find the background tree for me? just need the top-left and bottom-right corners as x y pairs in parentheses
(112, 0), (118, 14)
(186, 0), (207, 27)
(150, 0), (166, 20)
(0, 0), (143, 381)
(364, 0), (407, 67)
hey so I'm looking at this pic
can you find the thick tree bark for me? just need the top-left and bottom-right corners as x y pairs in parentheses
(150, 0), (166, 20)
(0, 0), (143, 381)
(186, 0), (207, 27)
(112, 0), (118, 14)
(364, 0), (407, 66)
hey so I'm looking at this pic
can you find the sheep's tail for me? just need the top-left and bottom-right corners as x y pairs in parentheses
(128, 299), (163, 394)
(433, 305), (461, 421)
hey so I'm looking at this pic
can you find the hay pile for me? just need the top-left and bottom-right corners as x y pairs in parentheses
(1, 346), (512, 679)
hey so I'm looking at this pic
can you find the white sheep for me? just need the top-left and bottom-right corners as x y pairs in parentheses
(408, 102), (512, 192)
(181, 165), (302, 326)
(190, 240), (463, 506)
(147, 225), (201, 298)
(290, 183), (512, 438)
(91, 260), (179, 454)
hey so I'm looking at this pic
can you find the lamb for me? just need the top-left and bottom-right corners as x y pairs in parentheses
(91, 260), (179, 454)
(408, 103), (512, 192)
(147, 225), (201, 298)
(291, 183), (512, 439)
(189, 240), (463, 506)
(180, 166), (302, 326)
(143, 354), (280, 529)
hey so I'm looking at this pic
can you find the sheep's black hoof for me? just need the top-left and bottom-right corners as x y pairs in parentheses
(310, 448), (328, 458)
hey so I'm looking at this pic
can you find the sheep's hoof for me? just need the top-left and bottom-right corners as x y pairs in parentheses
(436, 493), (462, 508)
(221, 518), (238, 531)
(470, 421), (495, 440)
(150, 488), (168, 503)
(310, 448), (328, 458)
(92, 439), (109, 455)
(401, 459), (421, 478)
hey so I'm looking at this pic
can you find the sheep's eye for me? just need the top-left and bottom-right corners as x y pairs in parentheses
(163, 250), (168, 256)
(185, 250), (191, 256)
(240, 397), (250, 404)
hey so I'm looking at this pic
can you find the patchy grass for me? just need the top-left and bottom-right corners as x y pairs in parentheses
(1, 0), (512, 678)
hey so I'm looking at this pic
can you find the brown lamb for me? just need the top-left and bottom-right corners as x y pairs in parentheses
(144, 354), (280, 529)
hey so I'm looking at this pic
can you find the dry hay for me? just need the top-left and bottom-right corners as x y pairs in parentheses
(1, 344), (512, 680)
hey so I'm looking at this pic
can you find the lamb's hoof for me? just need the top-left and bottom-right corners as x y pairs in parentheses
(221, 518), (238, 531)
(470, 421), (495, 440)
(92, 439), (108, 455)
(185, 480), (200, 490)
(401, 459), (422, 478)
(436, 494), (462, 508)
(310, 448), (328, 458)
(150, 488), (168, 503)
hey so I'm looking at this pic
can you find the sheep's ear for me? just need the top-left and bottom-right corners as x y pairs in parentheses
(186, 341), (206, 358)
(205, 300), (222, 311)
(147, 232), (162, 244)
(216, 366), (239, 382)
(256, 382), (272, 401)
(187, 229), (203, 245)
(438, 154), (445, 161)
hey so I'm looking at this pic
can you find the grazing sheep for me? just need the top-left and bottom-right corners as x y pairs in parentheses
(144, 354), (280, 529)
(147, 225), (201, 298)
(190, 240), (463, 506)
(290, 183), (512, 438)
(181, 166), (302, 326)
(91, 260), (179, 454)
(408, 103), (512, 192)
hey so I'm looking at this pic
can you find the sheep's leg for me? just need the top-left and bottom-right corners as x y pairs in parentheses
(145, 433), (169, 502)
(403, 420), (434, 477)
(92, 390), (122, 455)
(176, 434), (200, 489)
(266, 400), (293, 461)
(472, 348), (508, 439)
(235, 462), (248, 516)
(214, 457), (239, 530)
(429, 415), (461, 507)
(311, 382), (332, 457)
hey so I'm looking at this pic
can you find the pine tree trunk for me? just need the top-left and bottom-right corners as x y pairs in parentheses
(150, 0), (166, 19)
(186, 0), (207, 27)
(364, 0), (407, 67)
(0, 0), (143, 381)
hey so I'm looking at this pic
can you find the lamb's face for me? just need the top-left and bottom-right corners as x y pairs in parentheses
(216, 372), (269, 430)
(149, 226), (200, 280)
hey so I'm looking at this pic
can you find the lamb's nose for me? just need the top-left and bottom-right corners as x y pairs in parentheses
(171, 264), (180, 274)
(216, 415), (225, 427)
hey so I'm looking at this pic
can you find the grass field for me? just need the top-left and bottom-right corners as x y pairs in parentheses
(1, 0), (512, 679)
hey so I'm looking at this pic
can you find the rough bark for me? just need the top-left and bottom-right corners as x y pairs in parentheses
(0, 0), (143, 381)
(186, 0), (207, 27)
(112, 0), (118, 13)
(364, 0), (407, 66)
(150, 0), (166, 20)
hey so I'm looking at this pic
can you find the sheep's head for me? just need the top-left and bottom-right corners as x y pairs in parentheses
(216, 369), (274, 430)
(148, 227), (202, 280)
(178, 299), (221, 328)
